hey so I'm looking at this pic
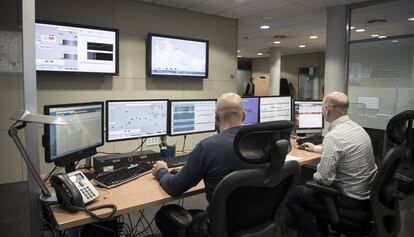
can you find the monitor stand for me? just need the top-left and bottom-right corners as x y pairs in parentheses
(64, 163), (76, 173)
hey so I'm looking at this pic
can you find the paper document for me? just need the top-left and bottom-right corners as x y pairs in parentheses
(286, 155), (303, 161)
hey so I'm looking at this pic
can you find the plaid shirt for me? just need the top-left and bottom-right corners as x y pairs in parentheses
(313, 115), (377, 200)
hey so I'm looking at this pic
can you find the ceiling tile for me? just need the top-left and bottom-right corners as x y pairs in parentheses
(216, 5), (265, 19)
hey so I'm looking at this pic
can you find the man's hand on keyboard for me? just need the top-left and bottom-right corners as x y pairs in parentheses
(302, 142), (316, 152)
(152, 161), (168, 177)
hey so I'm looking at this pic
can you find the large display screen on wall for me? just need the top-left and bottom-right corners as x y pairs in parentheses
(147, 33), (209, 78)
(35, 20), (119, 74)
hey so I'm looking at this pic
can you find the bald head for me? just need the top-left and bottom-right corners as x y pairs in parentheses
(216, 93), (244, 123)
(323, 92), (349, 122)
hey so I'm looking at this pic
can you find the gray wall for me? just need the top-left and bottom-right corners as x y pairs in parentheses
(0, 0), (238, 184)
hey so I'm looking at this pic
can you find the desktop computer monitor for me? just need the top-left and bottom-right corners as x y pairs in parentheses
(106, 100), (168, 142)
(44, 102), (104, 172)
(293, 100), (323, 134)
(168, 99), (216, 136)
(242, 97), (259, 126)
(259, 96), (292, 122)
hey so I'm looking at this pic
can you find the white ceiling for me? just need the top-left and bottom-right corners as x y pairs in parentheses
(137, 0), (414, 58)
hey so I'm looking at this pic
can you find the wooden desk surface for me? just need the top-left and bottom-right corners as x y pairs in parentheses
(51, 140), (320, 230)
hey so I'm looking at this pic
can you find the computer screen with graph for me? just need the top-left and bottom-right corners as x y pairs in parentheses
(293, 100), (323, 134)
(106, 100), (168, 142)
(259, 96), (291, 122)
(242, 97), (259, 126)
(169, 99), (216, 136)
(43, 101), (104, 171)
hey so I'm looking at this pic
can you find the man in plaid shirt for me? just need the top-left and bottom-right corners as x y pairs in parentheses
(287, 91), (377, 237)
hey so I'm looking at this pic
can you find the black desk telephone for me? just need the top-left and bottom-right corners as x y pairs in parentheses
(50, 170), (117, 220)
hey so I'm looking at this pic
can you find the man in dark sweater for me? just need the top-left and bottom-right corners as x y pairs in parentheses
(152, 92), (255, 237)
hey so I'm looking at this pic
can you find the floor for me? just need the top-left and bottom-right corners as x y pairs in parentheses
(1, 180), (414, 237)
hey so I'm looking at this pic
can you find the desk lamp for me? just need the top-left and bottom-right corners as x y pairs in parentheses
(8, 110), (67, 202)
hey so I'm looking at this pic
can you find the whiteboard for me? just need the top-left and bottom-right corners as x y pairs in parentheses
(0, 31), (22, 73)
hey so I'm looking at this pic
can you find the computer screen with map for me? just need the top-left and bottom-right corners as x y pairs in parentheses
(35, 20), (119, 74)
(106, 100), (168, 142)
(169, 99), (216, 136)
(242, 97), (259, 126)
(147, 33), (209, 78)
(259, 96), (292, 122)
(44, 102), (104, 172)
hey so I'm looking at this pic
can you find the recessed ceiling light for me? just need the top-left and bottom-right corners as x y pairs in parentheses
(257, 53), (263, 56)
(350, 26), (355, 30)
(260, 25), (270, 30)
(309, 35), (318, 39)
(273, 41), (281, 44)
(237, 50), (240, 53)
(378, 35), (387, 39)
(237, 55), (242, 58)
(408, 17), (414, 21)
(299, 45), (306, 48)
(371, 34), (379, 37)
(355, 28), (366, 32)
(391, 40), (399, 43)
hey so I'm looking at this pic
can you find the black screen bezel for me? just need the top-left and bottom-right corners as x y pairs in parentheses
(146, 33), (209, 78)
(106, 99), (169, 142)
(35, 20), (119, 75)
(168, 99), (217, 136)
(43, 101), (104, 167)
(292, 99), (324, 130)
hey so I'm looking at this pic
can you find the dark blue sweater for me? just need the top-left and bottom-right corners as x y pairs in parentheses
(155, 126), (256, 204)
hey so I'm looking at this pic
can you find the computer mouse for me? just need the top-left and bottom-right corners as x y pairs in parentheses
(297, 145), (307, 150)
(170, 168), (180, 174)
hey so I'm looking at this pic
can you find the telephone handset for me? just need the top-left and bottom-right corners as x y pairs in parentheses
(50, 171), (99, 211)
(50, 171), (117, 220)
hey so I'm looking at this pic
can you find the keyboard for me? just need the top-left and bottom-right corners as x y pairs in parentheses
(94, 161), (153, 188)
(163, 154), (189, 168)
(297, 134), (324, 145)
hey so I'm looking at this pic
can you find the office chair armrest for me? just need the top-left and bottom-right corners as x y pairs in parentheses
(161, 204), (193, 229)
(305, 180), (340, 196)
(306, 180), (340, 224)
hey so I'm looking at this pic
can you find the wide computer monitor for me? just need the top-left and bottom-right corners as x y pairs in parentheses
(293, 100), (324, 134)
(106, 100), (168, 142)
(242, 97), (259, 126)
(168, 99), (216, 136)
(43, 101), (104, 173)
(259, 96), (292, 122)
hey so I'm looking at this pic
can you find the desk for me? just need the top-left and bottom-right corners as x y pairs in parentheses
(51, 142), (320, 230)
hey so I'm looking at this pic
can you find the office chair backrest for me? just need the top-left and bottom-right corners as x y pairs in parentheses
(386, 110), (414, 147)
(209, 121), (300, 237)
(370, 145), (405, 237)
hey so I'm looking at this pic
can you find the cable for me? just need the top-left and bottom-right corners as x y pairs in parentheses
(72, 204), (117, 221)
(38, 201), (57, 237)
(182, 134), (187, 152)
(43, 165), (59, 183)
(132, 138), (146, 153)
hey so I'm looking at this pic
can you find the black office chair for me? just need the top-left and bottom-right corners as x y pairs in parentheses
(305, 110), (414, 237)
(161, 121), (301, 237)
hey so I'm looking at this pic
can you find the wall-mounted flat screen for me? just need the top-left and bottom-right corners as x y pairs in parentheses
(169, 100), (216, 136)
(35, 20), (119, 74)
(242, 97), (259, 126)
(259, 96), (292, 122)
(147, 33), (208, 78)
